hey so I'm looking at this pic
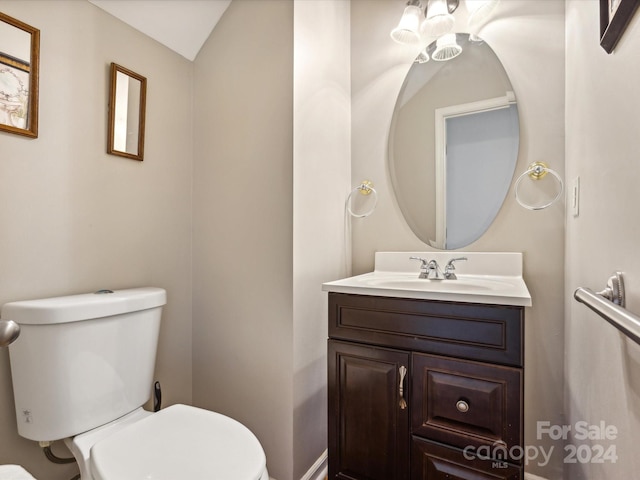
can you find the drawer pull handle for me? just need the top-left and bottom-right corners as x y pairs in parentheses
(456, 400), (469, 413)
(398, 365), (407, 410)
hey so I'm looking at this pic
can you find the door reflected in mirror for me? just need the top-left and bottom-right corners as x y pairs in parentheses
(108, 63), (146, 161)
(389, 34), (519, 250)
(0, 12), (40, 138)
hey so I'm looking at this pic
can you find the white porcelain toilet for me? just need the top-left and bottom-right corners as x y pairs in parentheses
(3, 287), (269, 480)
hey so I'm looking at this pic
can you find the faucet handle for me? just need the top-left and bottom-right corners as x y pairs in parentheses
(409, 256), (429, 267)
(446, 257), (468, 269)
(410, 256), (431, 278)
(444, 257), (467, 279)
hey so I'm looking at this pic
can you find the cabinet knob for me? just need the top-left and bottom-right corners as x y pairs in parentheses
(456, 400), (469, 413)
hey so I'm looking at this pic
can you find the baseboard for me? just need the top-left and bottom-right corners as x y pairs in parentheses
(286, 456), (543, 480)
(524, 473), (549, 480)
(267, 450), (328, 480)
(300, 449), (328, 480)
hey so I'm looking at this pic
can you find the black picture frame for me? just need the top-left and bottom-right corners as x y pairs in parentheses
(600, 0), (640, 53)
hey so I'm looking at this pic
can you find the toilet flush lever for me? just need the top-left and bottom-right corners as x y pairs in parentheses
(0, 320), (20, 347)
(153, 381), (162, 412)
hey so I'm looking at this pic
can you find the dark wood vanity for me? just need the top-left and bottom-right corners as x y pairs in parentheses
(327, 292), (524, 480)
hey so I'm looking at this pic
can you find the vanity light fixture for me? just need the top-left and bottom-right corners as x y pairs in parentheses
(431, 33), (463, 61)
(391, 0), (500, 54)
(390, 0), (425, 45)
(421, 0), (459, 38)
(466, 0), (500, 25)
(415, 48), (430, 63)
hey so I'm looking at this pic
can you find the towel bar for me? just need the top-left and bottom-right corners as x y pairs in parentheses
(574, 273), (640, 345)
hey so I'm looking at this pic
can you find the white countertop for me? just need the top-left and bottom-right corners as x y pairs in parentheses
(322, 252), (532, 307)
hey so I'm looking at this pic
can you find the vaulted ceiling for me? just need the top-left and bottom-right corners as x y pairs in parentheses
(89, 0), (232, 61)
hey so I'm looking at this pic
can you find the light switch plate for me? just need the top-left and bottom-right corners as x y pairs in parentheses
(570, 176), (580, 217)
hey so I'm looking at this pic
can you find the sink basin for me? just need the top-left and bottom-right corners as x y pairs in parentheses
(322, 252), (532, 306)
(360, 275), (512, 292)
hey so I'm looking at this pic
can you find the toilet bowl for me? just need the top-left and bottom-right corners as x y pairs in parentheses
(3, 288), (268, 480)
(0, 465), (37, 480)
(66, 405), (268, 480)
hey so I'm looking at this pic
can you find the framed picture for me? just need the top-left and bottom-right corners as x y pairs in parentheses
(107, 63), (147, 161)
(600, 0), (640, 53)
(0, 12), (39, 138)
(0, 52), (31, 130)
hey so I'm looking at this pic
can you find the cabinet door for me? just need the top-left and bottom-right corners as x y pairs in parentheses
(328, 340), (410, 480)
(412, 437), (521, 480)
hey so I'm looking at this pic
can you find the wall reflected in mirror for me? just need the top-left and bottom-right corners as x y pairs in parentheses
(389, 33), (519, 250)
(108, 63), (146, 161)
(0, 12), (40, 138)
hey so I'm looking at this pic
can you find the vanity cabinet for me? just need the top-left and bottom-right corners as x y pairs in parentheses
(328, 292), (524, 480)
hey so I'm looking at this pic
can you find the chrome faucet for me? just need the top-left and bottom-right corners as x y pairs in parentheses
(410, 256), (445, 280)
(444, 257), (467, 280)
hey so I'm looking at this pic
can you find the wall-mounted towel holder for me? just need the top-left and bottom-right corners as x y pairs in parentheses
(346, 180), (378, 218)
(514, 162), (564, 210)
(574, 272), (640, 345)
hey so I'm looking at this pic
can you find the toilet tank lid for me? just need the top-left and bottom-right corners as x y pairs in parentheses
(1, 287), (166, 325)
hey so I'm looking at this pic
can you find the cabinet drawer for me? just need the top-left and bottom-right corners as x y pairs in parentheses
(412, 353), (522, 463)
(412, 437), (522, 480)
(329, 293), (523, 366)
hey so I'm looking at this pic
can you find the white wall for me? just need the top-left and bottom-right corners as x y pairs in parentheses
(0, 1), (193, 479)
(293, 1), (351, 478)
(565, 2), (640, 478)
(350, 1), (566, 478)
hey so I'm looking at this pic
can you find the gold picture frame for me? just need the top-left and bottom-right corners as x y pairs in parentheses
(0, 12), (40, 138)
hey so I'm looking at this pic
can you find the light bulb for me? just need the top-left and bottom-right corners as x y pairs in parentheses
(415, 48), (430, 63)
(432, 33), (462, 61)
(421, 0), (455, 37)
(390, 4), (424, 45)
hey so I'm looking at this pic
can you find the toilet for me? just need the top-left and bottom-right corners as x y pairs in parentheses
(3, 287), (268, 480)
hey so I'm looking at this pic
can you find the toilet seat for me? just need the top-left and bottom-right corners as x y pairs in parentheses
(90, 404), (267, 480)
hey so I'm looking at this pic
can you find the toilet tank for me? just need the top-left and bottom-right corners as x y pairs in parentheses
(2, 287), (166, 442)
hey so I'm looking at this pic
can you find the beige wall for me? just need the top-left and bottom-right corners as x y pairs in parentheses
(351, 1), (566, 478)
(192, 1), (351, 478)
(1, 1), (349, 479)
(0, 1), (193, 479)
(11, 2), (638, 480)
(565, 2), (640, 478)
(192, 1), (295, 479)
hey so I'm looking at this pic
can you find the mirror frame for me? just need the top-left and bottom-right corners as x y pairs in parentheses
(0, 12), (40, 138)
(107, 62), (147, 161)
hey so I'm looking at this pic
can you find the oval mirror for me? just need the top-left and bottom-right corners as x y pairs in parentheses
(389, 34), (519, 250)
(0, 12), (39, 138)
(108, 63), (146, 161)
